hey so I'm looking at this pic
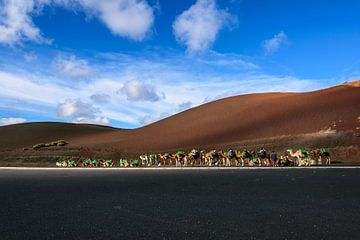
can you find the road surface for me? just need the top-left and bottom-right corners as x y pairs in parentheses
(0, 168), (359, 239)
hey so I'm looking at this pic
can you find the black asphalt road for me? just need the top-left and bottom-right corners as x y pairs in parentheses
(0, 168), (359, 240)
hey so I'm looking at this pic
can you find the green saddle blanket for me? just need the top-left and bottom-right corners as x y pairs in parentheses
(320, 148), (329, 153)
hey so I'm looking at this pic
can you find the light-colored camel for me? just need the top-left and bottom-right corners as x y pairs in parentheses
(286, 149), (311, 166)
(158, 153), (174, 166)
(56, 160), (67, 167)
(139, 154), (149, 166)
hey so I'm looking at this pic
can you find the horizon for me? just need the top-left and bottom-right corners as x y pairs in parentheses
(1, 79), (357, 130)
(1, 0), (359, 128)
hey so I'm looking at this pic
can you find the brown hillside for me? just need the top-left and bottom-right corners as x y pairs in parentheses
(0, 81), (359, 161)
(0, 122), (116, 150)
(70, 82), (360, 152)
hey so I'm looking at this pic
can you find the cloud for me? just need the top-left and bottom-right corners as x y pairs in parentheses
(0, 0), (154, 45)
(72, 116), (109, 125)
(0, 51), (336, 129)
(118, 80), (163, 102)
(177, 101), (192, 112)
(173, 0), (235, 53)
(0, 0), (50, 45)
(90, 93), (111, 104)
(0, 117), (27, 126)
(140, 112), (169, 126)
(53, 55), (93, 78)
(57, 99), (109, 125)
(263, 31), (288, 55)
(139, 115), (157, 125)
(198, 51), (259, 70)
(140, 102), (195, 126)
(79, 0), (154, 41)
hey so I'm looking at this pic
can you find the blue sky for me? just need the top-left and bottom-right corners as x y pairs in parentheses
(0, 0), (359, 128)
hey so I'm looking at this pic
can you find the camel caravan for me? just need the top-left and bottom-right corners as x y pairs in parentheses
(56, 148), (331, 168)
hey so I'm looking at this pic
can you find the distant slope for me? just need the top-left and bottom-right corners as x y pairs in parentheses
(0, 81), (359, 154)
(71, 81), (360, 152)
(0, 122), (117, 150)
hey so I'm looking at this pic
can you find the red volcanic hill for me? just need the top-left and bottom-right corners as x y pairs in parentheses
(0, 80), (359, 164)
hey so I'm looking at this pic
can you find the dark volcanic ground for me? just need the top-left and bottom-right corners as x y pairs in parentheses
(0, 169), (359, 240)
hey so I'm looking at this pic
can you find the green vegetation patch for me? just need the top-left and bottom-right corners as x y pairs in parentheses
(32, 143), (45, 150)
(32, 140), (68, 150)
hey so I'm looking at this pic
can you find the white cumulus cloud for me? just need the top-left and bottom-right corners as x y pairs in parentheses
(0, 0), (154, 45)
(57, 99), (109, 125)
(173, 0), (235, 54)
(53, 55), (93, 78)
(119, 80), (163, 102)
(0, 117), (27, 126)
(263, 31), (288, 55)
(79, 0), (154, 41)
(0, 0), (50, 45)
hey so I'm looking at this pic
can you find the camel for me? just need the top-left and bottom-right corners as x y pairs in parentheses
(148, 154), (158, 166)
(56, 160), (67, 167)
(218, 151), (231, 166)
(83, 159), (92, 167)
(203, 150), (220, 166)
(120, 159), (130, 167)
(188, 149), (202, 166)
(174, 151), (186, 167)
(67, 159), (78, 167)
(225, 149), (241, 166)
(158, 153), (174, 166)
(257, 150), (271, 167)
(235, 150), (245, 166)
(91, 159), (99, 167)
(239, 150), (252, 166)
(312, 148), (331, 165)
(319, 148), (331, 165)
(278, 155), (295, 166)
(104, 159), (114, 167)
(236, 150), (253, 166)
(139, 154), (150, 166)
(247, 151), (261, 166)
(131, 159), (140, 167)
(286, 149), (311, 166)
